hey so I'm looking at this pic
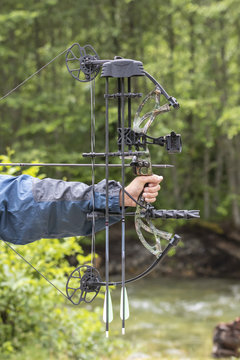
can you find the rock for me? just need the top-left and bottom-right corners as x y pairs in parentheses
(212, 317), (240, 358)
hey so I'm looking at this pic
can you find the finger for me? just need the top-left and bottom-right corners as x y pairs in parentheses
(144, 185), (160, 193)
(144, 197), (157, 203)
(147, 175), (163, 184)
(143, 191), (158, 199)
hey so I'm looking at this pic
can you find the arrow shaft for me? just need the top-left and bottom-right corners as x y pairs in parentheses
(0, 162), (173, 168)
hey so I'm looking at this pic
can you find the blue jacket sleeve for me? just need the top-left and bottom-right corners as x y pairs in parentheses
(0, 175), (121, 245)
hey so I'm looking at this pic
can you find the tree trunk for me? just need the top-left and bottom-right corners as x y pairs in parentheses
(225, 138), (240, 227)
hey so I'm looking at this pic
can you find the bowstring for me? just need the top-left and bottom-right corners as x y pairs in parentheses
(0, 46), (74, 301)
(0, 240), (68, 299)
(0, 47), (70, 102)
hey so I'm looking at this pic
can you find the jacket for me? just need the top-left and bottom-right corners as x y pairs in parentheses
(0, 175), (121, 245)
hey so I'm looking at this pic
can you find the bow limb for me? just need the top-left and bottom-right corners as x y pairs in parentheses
(133, 88), (171, 135)
(135, 216), (172, 256)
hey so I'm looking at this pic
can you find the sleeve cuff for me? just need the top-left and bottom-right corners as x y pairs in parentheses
(109, 185), (121, 213)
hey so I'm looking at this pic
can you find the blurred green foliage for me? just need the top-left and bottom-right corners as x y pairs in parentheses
(0, 0), (240, 357)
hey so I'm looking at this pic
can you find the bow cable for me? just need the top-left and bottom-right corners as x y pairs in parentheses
(90, 74), (96, 266)
(120, 77), (129, 334)
(104, 76), (111, 337)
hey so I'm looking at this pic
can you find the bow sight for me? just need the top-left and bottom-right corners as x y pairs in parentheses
(117, 129), (182, 153)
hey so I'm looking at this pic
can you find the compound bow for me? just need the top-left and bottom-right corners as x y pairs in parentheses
(0, 43), (200, 337)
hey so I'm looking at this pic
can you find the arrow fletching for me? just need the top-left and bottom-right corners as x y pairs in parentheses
(103, 290), (113, 324)
(120, 287), (130, 322)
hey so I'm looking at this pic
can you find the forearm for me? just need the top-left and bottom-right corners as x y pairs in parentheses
(0, 175), (121, 245)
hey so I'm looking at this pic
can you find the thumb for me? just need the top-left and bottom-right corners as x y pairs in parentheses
(141, 175), (163, 186)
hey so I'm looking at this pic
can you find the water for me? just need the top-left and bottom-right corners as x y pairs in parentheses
(95, 277), (240, 360)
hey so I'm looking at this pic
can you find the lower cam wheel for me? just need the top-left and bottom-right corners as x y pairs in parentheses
(66, 265), (102, 305)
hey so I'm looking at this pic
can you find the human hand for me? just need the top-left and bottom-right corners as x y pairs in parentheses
(119, 175), (163, 207)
